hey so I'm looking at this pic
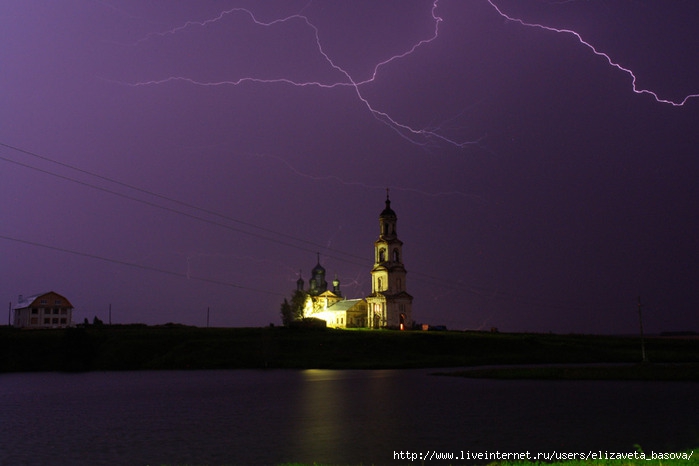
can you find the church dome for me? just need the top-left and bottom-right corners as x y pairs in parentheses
(312, 261), (325, 275)
(309, 255), (328, 295)
(380, 198), (396, 218)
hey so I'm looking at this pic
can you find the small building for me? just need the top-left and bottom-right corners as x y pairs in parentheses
(13, 291), (74, 329)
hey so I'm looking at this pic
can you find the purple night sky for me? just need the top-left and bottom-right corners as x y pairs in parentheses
(2, 1), (698, 333)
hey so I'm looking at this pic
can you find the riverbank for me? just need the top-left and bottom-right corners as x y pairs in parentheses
(2, 325), (697, 373)
(437, 362), (699, 381)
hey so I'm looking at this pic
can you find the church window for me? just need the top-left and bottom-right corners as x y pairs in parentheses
(397, 278), (401, 291)
(377, 277), (383, 290)
(379, 248), (386, 262)
(393, 249), (400, 262)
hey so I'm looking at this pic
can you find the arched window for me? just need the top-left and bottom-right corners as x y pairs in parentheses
(379, 248), (386, 262)
(393, 249), (400, 262)
(377, 277), (383, 291)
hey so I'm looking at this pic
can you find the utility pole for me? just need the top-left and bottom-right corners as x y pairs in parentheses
(8, 301), (11, 326)
(109, 303), (112, 326)
(637, 296), (647, 363)
(207, 307), (210, 328)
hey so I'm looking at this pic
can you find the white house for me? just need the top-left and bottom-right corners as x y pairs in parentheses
(13, 291), (74, 328)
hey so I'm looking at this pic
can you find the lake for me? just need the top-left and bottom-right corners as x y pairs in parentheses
(1, 369), (696, 465)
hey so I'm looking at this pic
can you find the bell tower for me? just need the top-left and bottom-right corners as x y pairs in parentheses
(366, 191), (413, 329)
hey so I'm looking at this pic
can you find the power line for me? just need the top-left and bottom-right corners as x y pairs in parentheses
(0, 233), (282, 298)
(1, 143), (489, 295)
(0, 141), (369, 265)
(1, 141), (621, 312)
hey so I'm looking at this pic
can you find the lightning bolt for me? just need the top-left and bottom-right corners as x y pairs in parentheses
(123, 0), (697, 154)
(251, 152), (485, 200)
(342, 271), (367, 298)
(486, 0), (699, 107)
(125, 1), (480, 148)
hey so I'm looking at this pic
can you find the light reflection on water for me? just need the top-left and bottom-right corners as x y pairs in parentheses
(0, 369), (697, 465)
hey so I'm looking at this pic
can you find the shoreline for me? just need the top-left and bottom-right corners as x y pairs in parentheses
(2, 325), (698, 375)
(435, 362), (699, 381)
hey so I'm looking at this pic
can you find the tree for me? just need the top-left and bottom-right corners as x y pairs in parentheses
(280, 290), (307, 325)
(280, 298), (293, 326)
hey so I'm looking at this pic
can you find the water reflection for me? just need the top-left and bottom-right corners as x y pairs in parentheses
(292, 370), (400, 463)
(0, 370), (696, 465)
(294, 369), (346, 459)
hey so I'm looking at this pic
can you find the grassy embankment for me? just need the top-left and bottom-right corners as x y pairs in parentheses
(1, 325), (698, 375)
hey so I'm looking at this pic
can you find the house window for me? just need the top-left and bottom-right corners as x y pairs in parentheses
(30, 318), (38, 325)
(55, 300), (62, 305)
(53, 308), (59, 315)
(52, 318), (58, 324)
(40, 299), (47, 305)
(31, 308), (38, 314)
(44, 318), (50, 324)
(60, 318), (67, 324)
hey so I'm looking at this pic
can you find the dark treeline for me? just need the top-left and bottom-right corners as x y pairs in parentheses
(1, 325), (698, 373)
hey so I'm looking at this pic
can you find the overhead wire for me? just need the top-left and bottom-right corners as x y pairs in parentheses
(0, 142), (369, 266)
(0, 233), (282, 297)
(0, 141), (622, 311)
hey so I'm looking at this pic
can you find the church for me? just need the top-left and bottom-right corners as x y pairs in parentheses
(296, 194), (413, 329)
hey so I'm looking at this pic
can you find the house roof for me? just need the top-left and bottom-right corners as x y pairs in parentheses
(327, 298), (366, 312)
(367, 291), (413, 300)
(14, 291), (73, 310)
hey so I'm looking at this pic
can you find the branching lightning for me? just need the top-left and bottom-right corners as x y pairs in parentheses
(127, 1), (481, 148)
(126, 0), (698, 153)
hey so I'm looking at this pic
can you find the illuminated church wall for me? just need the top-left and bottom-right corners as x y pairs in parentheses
(297, 194), (412, 329)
